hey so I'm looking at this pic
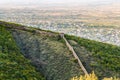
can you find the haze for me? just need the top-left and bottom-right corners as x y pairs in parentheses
(0, 0), (120, 5)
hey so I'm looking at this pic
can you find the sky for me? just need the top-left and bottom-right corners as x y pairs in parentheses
(0, 0), (119, 4)
(0, 0), (120, 7)
(1, 0), (92, 3)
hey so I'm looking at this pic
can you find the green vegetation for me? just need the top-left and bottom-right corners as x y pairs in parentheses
(65, 34), (120, 78)
(11, 29), (83, 80)
(0, 25), (45, 80)
(0, 21), (84, 80)
(0, 21), (120, 80)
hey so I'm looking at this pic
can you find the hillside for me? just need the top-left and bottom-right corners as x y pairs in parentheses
(0, 22), (45, 80)
(0, 21), (120, 80)
(65, 35), (120, 79)
(0, 21), (84, 80)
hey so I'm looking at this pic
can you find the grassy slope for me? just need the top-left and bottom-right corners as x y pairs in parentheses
(0, 21), (120, 79)
(65, 34), (120, 79)
(0, 21), (84, 80)
(0, 24), (45, 80)
(11, 28), (83, 80)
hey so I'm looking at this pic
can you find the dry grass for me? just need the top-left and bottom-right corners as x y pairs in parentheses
(71, 72), (120, 80)
(11, 29), (84, 80)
